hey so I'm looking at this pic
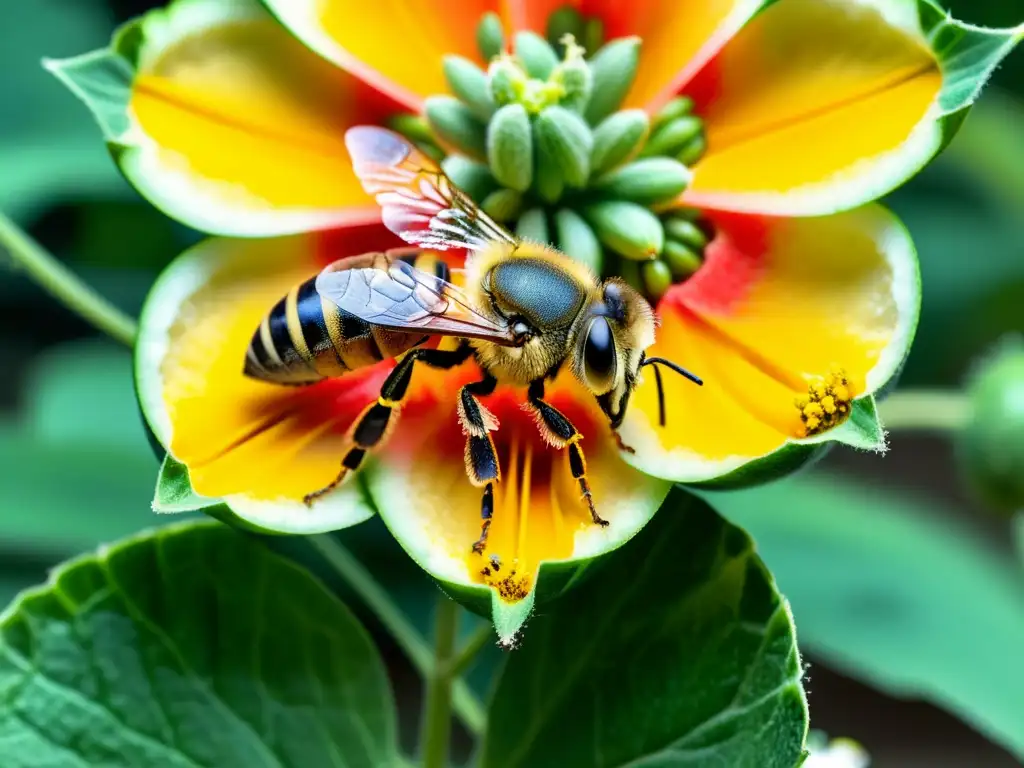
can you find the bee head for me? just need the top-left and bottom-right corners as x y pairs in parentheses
(577, 280), (703, 429)
(574, 279), (656, 429)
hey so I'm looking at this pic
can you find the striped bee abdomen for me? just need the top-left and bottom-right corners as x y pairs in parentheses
(243, 251), (445, 385)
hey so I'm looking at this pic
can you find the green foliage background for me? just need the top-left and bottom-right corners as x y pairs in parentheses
(0, 0), (1023, 766)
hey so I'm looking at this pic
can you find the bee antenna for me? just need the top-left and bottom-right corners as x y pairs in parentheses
(640, 357), (703, 429)
(651, 363), (667, 427)
(641, 357), (704, 386)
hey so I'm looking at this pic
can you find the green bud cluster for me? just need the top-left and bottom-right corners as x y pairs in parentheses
(394, 6), (713, 304)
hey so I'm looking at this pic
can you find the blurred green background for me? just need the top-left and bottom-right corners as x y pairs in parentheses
(1, 1), (1022, 766)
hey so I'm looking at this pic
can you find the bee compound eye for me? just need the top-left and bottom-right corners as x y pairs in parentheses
(583, 316), (617, 391)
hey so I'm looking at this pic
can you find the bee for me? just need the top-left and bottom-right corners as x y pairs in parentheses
(244, 126), (702, 554)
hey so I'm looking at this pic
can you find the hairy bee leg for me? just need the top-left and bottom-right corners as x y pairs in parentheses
(303, 343), (474, 506)
(459, 374), (501, 554)
(527, 380), (609, 527)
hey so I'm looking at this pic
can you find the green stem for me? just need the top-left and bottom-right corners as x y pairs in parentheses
(0, 210), (137, 347)
(309, 535), (486, 737)
(878, 390), (970, 432)
(448, 622), (494, 678)
(420, 597), (459, 768)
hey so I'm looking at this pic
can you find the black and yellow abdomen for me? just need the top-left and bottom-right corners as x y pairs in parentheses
(243, 251), (440, 385)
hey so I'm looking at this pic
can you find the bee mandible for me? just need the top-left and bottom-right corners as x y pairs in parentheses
(243, 127), (702, 554)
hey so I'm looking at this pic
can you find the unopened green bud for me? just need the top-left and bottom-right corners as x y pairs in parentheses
(443, 55), (495, 121)
(653, 96), (695, 129)
(663, 239), (702, 280)
(583, 200), (664, 261)
(488, 56), (525, 107)
(642, 115), (703, 157)
(642, 259), (673, 300)
(958, 337), (1024, 514)
(584, 37), (640, 125)
(594, 157), (691, 205)
(488, 103), (533, 192)
(477, 12), (505, 61)
(663, 217), (709, 250)
(533, 150), (565, 203)
(546, 6), (584, 54)
(514, 31), (559, 79)
(481, 188), (524, 222)
(425, 95), (487, 161)
(675, 132), (707, 166)
(591, 109), (650, 175)
(552, 37), (591, 113)
(441, 156), (496, 203)
(516, 207), (550, 244)
(534, 106), (592, 188)
(387, 113), (435, 145)
(581, 17), (604, 55)
(554, 208), (603, 274)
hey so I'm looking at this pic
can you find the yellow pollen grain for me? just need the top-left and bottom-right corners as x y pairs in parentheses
(795, 366), (854, 437)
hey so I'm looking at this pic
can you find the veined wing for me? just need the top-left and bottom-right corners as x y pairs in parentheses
(316, 257), (518, 345)
(345, 126), (518, 253)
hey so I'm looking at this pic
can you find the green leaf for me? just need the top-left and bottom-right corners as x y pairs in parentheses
(482, 489), (808, 767)
(0, 1), (126, 222)
(714, 474), (1024, 760)
(917, 0), (1024, 113)
(0, 521), (400, 766)
(154, 454), (219, 514)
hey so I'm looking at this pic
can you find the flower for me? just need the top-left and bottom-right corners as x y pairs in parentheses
(49, 0), (1020, 639)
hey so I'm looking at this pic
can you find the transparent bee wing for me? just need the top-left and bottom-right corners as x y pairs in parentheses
(345, 126), (518, 253)
(316, 257), (518, 345)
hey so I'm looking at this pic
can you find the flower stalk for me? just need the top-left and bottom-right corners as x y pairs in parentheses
(310, 536), (487, 737)
(877, 391), (970, 432)
(420, 597), (460, 768)
(0, 210), (137, 347)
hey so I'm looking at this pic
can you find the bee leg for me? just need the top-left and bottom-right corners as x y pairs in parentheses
(527, 379), (609, 527)
(303, 343), (474, 505)
(459, 374), (501, 554)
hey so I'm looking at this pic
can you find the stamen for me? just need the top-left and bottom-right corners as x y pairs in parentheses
(795, 367), (854, 436)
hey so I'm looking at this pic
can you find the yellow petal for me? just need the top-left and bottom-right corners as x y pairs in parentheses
(264, 0), (502, 108)
(366, 368), (669, 599)
(620, 205), (918, 481)
(124, 1), (391, 235)
(682, 0), (943, 215)
(622, 0), (769, 111)
(137, 224), (402, 532)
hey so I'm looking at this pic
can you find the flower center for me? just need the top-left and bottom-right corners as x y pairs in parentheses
(389, 5), (713, 305)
